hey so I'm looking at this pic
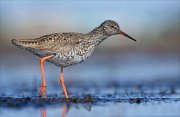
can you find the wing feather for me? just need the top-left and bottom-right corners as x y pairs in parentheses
(12, 32), (83, 57)
(31, 33), (83, 54)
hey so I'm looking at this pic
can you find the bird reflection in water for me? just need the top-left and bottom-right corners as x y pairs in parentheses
(40, 103), (92, 117)
(40, 108), (46, 117)
(40, 105), (67, 117)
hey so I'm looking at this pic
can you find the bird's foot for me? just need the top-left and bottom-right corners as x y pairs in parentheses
(38, 83), (47, 98)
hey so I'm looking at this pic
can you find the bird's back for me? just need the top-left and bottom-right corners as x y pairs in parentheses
(12, 33), (83, 52)
(12, 33), (83, 55)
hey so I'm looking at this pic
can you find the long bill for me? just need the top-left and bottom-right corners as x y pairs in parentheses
(119, 30), (136, 42)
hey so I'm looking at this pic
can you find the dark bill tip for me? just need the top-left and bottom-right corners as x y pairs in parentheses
(119, 31), (136, 42)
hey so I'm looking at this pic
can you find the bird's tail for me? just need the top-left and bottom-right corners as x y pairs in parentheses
(11, 39), (38, 49)
(11, 39), (19, 46)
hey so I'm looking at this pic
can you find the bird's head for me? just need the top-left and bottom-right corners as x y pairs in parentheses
(101, 20), (136, 41)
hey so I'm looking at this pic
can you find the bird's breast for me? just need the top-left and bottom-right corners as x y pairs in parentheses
(49, 44), (96, 67)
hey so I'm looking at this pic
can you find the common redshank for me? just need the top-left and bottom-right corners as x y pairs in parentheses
(11, 20), (136, 99)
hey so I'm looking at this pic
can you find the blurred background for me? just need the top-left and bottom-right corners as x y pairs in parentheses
(0, 0), (180, 96)
(0, 1), (180, 117)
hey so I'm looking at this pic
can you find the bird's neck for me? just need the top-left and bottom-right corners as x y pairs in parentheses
(86, 26), (110, 46)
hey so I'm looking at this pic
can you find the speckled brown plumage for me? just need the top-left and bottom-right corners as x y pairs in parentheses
(11, 20), (135, 67)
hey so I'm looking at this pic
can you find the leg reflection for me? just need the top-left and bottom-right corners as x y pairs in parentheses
(40, 105), (67, 117)
(40, 108), (46, 117)
(61, 105), (67, 117)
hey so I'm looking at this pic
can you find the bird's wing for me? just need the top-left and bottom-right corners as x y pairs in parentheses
(13, 33), (83, 55)
(35, 33), (83, 54)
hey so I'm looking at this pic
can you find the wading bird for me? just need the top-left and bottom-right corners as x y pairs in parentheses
(11, 20), (136, 99)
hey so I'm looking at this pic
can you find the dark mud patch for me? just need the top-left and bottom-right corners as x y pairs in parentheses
(0, 94), (94, 107)
(1, 95), (180, 107)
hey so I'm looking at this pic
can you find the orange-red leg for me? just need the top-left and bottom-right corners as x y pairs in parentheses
(38, 55), (54, 98)
(60, 67), (69, 99)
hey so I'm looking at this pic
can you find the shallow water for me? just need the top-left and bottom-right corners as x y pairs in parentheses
(0, 52), (180, 116)
(1, 101), (180, 117)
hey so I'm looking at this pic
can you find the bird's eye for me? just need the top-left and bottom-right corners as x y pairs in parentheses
(111, 25), (114, 28)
